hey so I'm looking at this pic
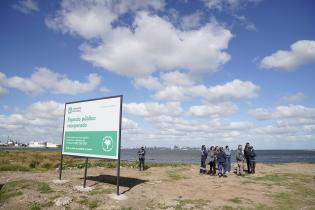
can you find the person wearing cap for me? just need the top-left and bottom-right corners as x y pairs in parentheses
(200, 145), (208, 174)
(137, 146), (146, 171)
(236, 144), (245, 176)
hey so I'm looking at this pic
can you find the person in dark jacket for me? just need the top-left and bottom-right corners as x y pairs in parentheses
(236, 144), (245, 176)
(137, 146), (146, 171)
(224, 145), (231, 174)
(200, 145), (208, 174)
(217, 147), (226, 177)
(208, 146), (216, 176)
(244, 142), (251, 173)
(248, 146), (256, 174)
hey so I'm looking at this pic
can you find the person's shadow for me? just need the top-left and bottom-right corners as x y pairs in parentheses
(84, 175), (147, 194)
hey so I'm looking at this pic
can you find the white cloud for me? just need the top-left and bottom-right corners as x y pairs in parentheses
(179, 11), (203, 30)
(260, 40), (315, 71)
(280, 92), (306, 104)
(160, 71), (195, 87)
(188, 102), (238, 117)
(203, 0), (260, 11)
(124, 102), (182, 117)
(152, 79), (259, 102)
(122, 117), (139, 130)
(47, 1), (233, 78)
(0, 67), (101, 95)
(81, 12), (232, 77)
(249, 105), (315, 120)
(0, 101), (64, 142)
(13, 0), (39, 14)
(0, 86), (7, 96)
(234, 15), (257, 32)
(133, 76), (162, 90)
(190, 79), (260, 103)
(153, 86), (189, 101)
(46, 0), (165, 40)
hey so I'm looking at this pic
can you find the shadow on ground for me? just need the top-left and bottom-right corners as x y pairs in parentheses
(84, 175), (147, 194)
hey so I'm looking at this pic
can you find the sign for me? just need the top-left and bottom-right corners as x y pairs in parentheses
(61, 96), (122, 159)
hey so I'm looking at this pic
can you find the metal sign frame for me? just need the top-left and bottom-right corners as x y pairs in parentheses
(58, 95), (123, 195)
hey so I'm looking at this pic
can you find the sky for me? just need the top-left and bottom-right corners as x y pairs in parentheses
(0, 0), (315, 149)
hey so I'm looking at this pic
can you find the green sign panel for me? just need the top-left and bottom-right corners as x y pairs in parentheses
(63, 131), (117, 157)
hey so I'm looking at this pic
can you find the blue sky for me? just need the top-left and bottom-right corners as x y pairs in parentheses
(0, 0), (315, 149)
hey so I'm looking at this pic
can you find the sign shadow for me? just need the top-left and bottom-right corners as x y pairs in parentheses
(84, 175), (147, 194)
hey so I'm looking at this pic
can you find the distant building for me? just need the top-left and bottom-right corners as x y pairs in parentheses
(29, 141), (47, 148)
(46, 142), (60, 148)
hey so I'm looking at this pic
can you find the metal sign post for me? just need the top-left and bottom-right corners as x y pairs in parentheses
(83, 157), (89, 188)
(116, 95), (123, 195)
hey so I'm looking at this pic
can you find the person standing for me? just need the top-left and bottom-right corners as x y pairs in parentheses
(236, 144), (245, 176)
(208, 146), (216, 176)
(244, 142), (251, 173)
(137, 146), (146, 171)
(200, 145), (208, 174)
(249, 146), (256, 174)
(224, 145), (231, 174)
(217, 147), (226, 177)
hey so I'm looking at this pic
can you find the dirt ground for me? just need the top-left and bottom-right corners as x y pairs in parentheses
(0, 163), (315, 210)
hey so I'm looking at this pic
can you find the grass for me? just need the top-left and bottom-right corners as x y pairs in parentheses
(251, 173), (315, 209)
(167, 169), (187, 181)
(0, 180), (52, 203)
(78, 196), (98, 209)
(0, 163), (30, 171)
(221, 205), (273, 210)
(0, 150), (190, 172)
(88, 187), (113, 195)
(28, 202), (41, 210)
(175, 199), (209, 210)
(228, 197), (242, 204)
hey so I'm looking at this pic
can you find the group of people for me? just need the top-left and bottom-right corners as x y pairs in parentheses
(200, 143), (256, 177)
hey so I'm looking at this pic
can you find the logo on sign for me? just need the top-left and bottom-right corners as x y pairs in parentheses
(67, 106), (81, 114)
(102, 136), (113, 152)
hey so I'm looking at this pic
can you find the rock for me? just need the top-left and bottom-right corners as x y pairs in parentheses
(54, 197), (72, 206)
(52, 179), (69, 185)
(74, 185), (94, 192)
(108, 193), (127, 201)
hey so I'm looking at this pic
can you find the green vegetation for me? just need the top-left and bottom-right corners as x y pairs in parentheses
(28, 202), (41, 210)
(175, 199), (209, 210)
(88, 187), (113, 195)
(228, 197), (242, 204)
(167, 170), (187, 181)
(0, 163), (30, 171)
(0, 180), (52, 203)
(220, 205), (272, 210)
(78, 196), (98, 209)
(251, 173), (315, 209)
(0, 150), (190, 172)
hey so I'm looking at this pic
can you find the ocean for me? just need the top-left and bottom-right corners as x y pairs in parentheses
(1, 148), (315, 164)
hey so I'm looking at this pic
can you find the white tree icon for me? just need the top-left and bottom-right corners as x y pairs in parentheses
(103, 136), (113, 152)
(104, 138), (111, 150)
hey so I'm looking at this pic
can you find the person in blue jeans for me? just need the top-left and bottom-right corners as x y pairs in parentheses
(216, 147), (226, 177)
(224, 145), (231, 175)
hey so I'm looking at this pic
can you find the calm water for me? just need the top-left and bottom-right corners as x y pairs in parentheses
(121, 149), (315, 164)
(1, 147), (315, 164)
